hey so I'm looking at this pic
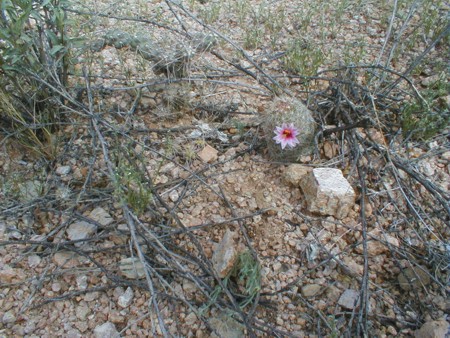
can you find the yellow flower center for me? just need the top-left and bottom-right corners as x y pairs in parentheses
(282, 129), (293, 138)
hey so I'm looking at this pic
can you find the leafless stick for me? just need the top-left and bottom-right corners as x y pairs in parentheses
(81, 67), (170, 337)
(375, 0), (398, 66)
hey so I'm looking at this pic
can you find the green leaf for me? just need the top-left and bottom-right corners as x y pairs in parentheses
(50, 44), (65, 56)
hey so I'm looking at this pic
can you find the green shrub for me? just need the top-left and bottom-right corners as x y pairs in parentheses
(401, 76), (450, 141)
(0, 0), (73, 157)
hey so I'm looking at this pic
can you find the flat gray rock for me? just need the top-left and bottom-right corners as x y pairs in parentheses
(53, 251), (80, 268)
(118, 287), (134, 308)
(56, 165), (71, 175)
(94, 322), (120, 338)
(119, 257), (145, 279)
(301, 168), (355, 219)
(338, 289), (360, 310)
(66, 221), (96, 245)
(89, 207), (114, 226)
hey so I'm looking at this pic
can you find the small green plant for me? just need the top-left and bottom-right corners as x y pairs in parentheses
(162, 135), (180, 159)
(283, 39), (324, 76)
(326, 314), (341, 338)
(233, 0), (250, 26)
(228, 250), (261, 308)
(199, 2), (221, 24)
(113, 146), (152, 214)
(114, 163), (152, 214)
(243, 27), (263, 50)
(232, 120), (246, 137)
(181, 143), (199, 165)
(201, 250), (261, 314)
(401, 76), (450, 141)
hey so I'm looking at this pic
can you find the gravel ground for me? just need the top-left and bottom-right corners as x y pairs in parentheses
(1, 0), (449, 337)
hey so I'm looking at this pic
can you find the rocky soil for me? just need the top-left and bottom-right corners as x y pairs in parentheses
(1, 0), (449, 337)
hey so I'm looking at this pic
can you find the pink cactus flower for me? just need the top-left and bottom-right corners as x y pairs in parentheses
(273, 123), (300, 149)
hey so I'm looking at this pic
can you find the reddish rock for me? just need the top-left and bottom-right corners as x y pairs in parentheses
(198, 144), (218, 163)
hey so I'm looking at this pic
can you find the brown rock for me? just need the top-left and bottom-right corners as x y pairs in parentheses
(356, 229), (399, 256)
(326, 285), (341, 303)
(398, 266), (431, 291)
(74, 321), (89, 333)
(301, 284), (322, 298)
(283, 164), (312, 186)
(415, 320), (449, 338)
(212, 230), (239, 278)
(184, 312), (197, 326)
(0, 264), (24, 283)
(198, 144), (218, 163)
(343, 256), (364, 276)
(53, 251), (81, 268)
(108, 313), (125, 324)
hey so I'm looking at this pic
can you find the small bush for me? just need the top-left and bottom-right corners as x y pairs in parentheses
(401, 76), (450, 140)
(0, 0), (72, 157)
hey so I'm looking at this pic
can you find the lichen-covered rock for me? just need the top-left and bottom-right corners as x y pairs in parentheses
(398, 266), (431, 291)
(300, 168), (355, 219)
(212, 230), (239, 278)
(210, 312), (245, 338)
(263, 96), (316, 162)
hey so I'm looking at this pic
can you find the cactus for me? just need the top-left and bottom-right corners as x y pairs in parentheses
(263, 96), (316, 162)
